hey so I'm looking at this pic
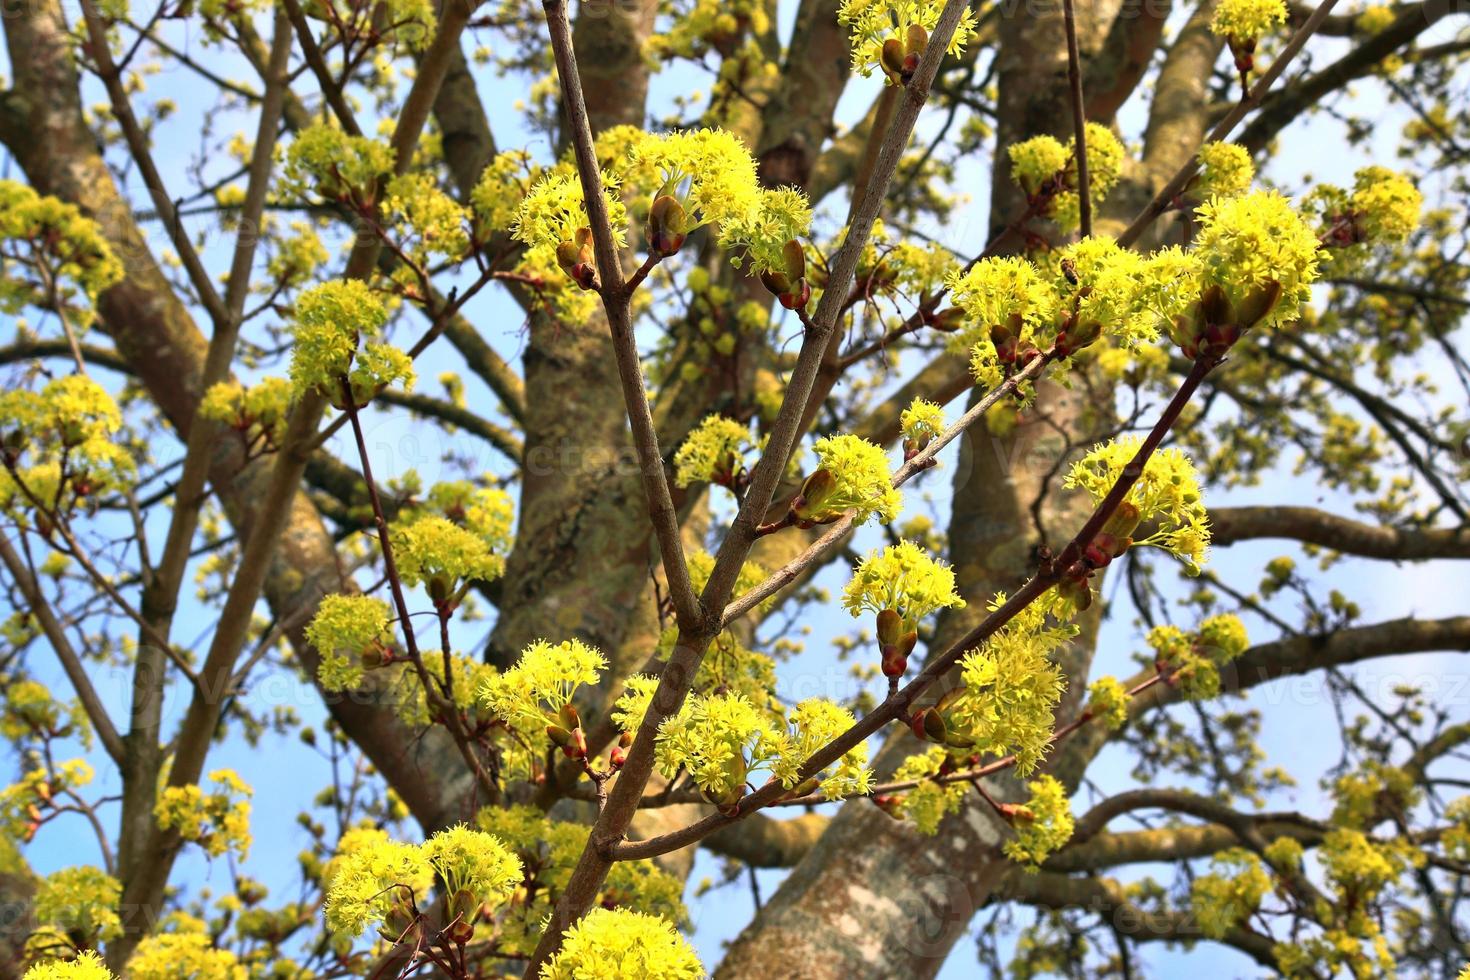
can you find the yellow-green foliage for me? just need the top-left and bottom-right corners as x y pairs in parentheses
(1193, 190), (1322, 331)
(33, 865), (122, 945)
(673, 414), (755, 488)
(0, 376), (135, 521)
(127, 931), (246, 980)
(477, 805), (686, 956)
(642, 690), (872, 806)
(282, 126), (396, 202)
(1196, 142), (1256, 199)
(1144, 614), (1250, 700)
(479, 638), (607, 735)
(325, 825), (520, 943)
(197, 378), (293, 449)
(838, 0), (978, 80)
(285, 279), (413, 405)
(1210, 0), (1287, 40)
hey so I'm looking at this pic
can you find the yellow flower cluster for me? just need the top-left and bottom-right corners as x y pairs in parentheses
(1307, 165), (1424, 250)
(673, 414), (755, 489)
(1052, 124), (1127, 233)
(197, 377), (293, 451)
(389, 512), (505, 600)
(0, 376), (135, 520)
(0, 759), (93, 842)
(542, 908), (703, 980)
(0, 180), (123, 329)
(646, 0), (771, 62)
(383, 172), (472, 263)
(1005, 125), (1127, 232)
(947, 598), (1071, 774)
(843, 540), (964, 626)
(1001, 775), (1074, 866)
(477, 805), (687, 955)
(286, 279), (413, 406)
(889, 747), (968, 834)
(326, 825), (521, 942)
(128, 931), (245, 980)
(796, 434), (902, 526)
(282, 126), (396, 203)
(1064, 438), (1212, 572)
(267, 220), (329, 288)
(304, 593), (396, 691)
(1189, 848), (1270, 938)
(22, 951), (113, 980)
(154, 769), (253, 860)
(1191, 189), (1321, 333)
(899, 398), (946, 457)
(838, 0), (979, 82)
(1195, 142), (1256, 199)
(1085, 675), (1130, 729)
(1145, 614), (1251, 700)
(478, 638), (606, 741)
(2, 677), (91, 748)
(1210, 0), (1287, 41)
(34, 865), (122, 945)
(637, 689), (872, 807)
(510, 168), (628, 285)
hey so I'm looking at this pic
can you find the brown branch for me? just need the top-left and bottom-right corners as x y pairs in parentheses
(521, 0), (979, 969)
(0, 534), (126, 764)
(540, 0), (700, 633)
(1209, 506), (1470, 560)
(1062, 0), (1091, 238)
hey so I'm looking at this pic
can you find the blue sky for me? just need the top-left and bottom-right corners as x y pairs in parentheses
(2, 1), (1467, 976)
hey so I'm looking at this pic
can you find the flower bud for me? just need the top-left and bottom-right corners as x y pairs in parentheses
(1234, 278), (1282, 331)
(1057, 574), (1092, 612)
(928, 307), (965, 333)
(880, 38), (907, 84)
(556, 228), (597, 290)
(997, 801), (1036, 823)
(1100, 500), (1141, 539)
(610, 730), (632, 768)
(778, 278), (811, 311)
(909, 707), (948, 744)
(445, 889), (479, 944)
(782, 239), (806, 282)
(648, 195), (688, 257)
(791, 468), (836, 524)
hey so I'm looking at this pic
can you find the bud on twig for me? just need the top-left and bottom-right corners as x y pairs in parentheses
(556, 228), (598, 290)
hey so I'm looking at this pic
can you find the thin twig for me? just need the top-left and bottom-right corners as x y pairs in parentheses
(1061, 0), (1091, 238)
(1117, 0), (1343, 248)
